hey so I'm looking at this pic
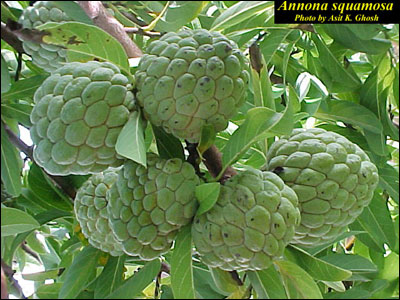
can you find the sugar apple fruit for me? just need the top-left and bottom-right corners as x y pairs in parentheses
(30, 61), (136, 175)
(135, 29), (249, 142)
(192, 168), (301, 271)
(106, 153), (200, 260)
(18, 1), (72, 72)
(74, 169), (124, 256)
(266, 128), (379, 247)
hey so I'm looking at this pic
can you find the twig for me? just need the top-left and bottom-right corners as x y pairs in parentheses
(77, 1), (143, 58)
(124, 27), (161, 38)
(185, 142), (206, 180)
(1, 259), (26, 299)
(20, 242), (41, 263)
(161, 261), (170, 274)
(119, 11), (148, 27)
(1, 21), (24, 53)
(2, 121), (76, 199)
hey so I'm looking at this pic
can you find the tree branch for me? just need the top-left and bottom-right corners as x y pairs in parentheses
(124, 27), (161, 38)
(2, 121), (76, 199)
(20, 242), (41, 263)
(77, 1), (143, 58)
(1, 21), (24, 53)
(1, 259), (26, 299)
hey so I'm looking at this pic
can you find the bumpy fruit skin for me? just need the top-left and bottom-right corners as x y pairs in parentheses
(192, 168), (300, 271)
(135, 29), (249, 142)
(266, 128), (379, 247)
(106, 153), (200, 260)
(74, 170), (124, 256)
(30, 61), (136, 175)
(18, 1), (72, 72)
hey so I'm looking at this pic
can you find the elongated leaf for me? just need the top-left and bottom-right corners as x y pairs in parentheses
(356, 192), (397, 250)
(320, 254), (378, 275)
(220, 107), (286, 178)
(195, 183), (220, 216)
(1, 207), (40, 236)
(1, 123), (22, 197)
(1, 75), (48, 103)
(378, 163), (399, 204)
(285, 246), (352, 281)
(28, 164), (72, 211)
(275, 260), (322, 299)
(192, 267), (227, 298)
(106, 259), (161, 299)
(343, 24), (385, 40)
(1, 103), (33, 127)
(38, 22), (130, 75)
(211, 1), (274, 31)
(315, 100), (383, 134)
(321, 25), (391, 55)
(247, 266), (287, 299)
(59, 246), (101, 299)
(311, 33), (361, 93)
(52, 1), (93, 24)
(116, 111), (147, 167)
(22, 269), (59, 281)
(1, 53), (11, 93)
(155, 1), (206, 32)
(94, 255), (126, 298)
(171, 225), (195, 299)
(152, 125), (185, 160)
(35, 283), (62, 299)
(209, 267), (246, 297)
(260, 28), (292, 66)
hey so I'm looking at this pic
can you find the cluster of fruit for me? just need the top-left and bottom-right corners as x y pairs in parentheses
(22, 1), (379, 271)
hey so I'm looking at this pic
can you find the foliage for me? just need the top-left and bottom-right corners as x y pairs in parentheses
(1, 1), (399, 299)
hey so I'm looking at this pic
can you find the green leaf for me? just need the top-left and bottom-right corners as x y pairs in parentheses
(1, 75), (48, 103)
(343, 24), (385, 40)
(320, 254), (378, 277)
(315, 99), (383, 134)
(22, 269), (59, 281)
(116, 111), (147, 167)
(52, 1), (93, 24)
(356, 192), (397, 250)
(1, 123), (22, 197)
(1, 103), (33, 127)
(209, 267), (246, 296)
(211, 1), (274, 31)
(220, 107), (288, 178)
(1, 53), (11, 93)
(152, 125), (185, 160)
(310, 33), (361, 93)
(260, 28), (293, 66)
(38, 22), (130, 76)
(106, 259), (161, 299)
(321, 25), (391, 55)
(193, 266), (227, 298)
(154, 1), (206, 32)
(94, 255), (126, 298)
(195, 183), (221, 216)
(28, 164), (72, 211)
(198, 124), (216, 155)
(171, 225), (195, 299)
(59, 246), (102, 299)
(285, 246), (352, 281)
(247, 266), (287, 299)
(378, 163), (399, 204)
(35, 283), (62, 299)
(275, 260), (322, 299)
(1, 207), (40, 236)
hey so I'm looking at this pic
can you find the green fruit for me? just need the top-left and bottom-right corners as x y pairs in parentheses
(192, 168), (300, 271)
(74, 169), (124, 256)
(106, 153), (200, 260)
(266, 128), (379, 247)
(30, 61), (136, 175)
(135, 29), (249, 142)
(18, 1), (72, 72)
